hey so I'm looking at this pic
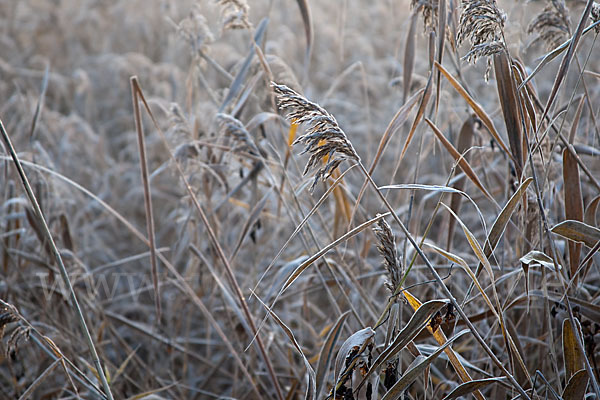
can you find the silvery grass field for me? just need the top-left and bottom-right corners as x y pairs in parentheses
(1, 0), (600, 399)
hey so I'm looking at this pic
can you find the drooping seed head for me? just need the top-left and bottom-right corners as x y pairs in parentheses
(411, 0), (440, 33)
(528, 0), (571, 51)
(219, 0), (251, 31)
(373, 217), (402, 295)
(215, 113), (259, 155)
(457, 0), (506, 47)
(272, 83), (360, 192)
(457, 0), (507, 80)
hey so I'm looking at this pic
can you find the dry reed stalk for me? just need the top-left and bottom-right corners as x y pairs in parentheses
(493, 51), (525, 178)
(0, 118), (115, 400)
(130, 77), (161, 320)
(273, 82), (532, 400)
(129, 78), (284, 400)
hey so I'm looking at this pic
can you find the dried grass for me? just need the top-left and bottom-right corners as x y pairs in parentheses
(1, 0), (599, 399)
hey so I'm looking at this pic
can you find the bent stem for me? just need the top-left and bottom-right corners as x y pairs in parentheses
(0, 118), (114, 400)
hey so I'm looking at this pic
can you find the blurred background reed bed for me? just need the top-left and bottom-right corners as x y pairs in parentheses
(0, 0), (599, 398)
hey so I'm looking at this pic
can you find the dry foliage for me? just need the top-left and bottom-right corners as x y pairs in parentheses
(0, 0), (599, 399)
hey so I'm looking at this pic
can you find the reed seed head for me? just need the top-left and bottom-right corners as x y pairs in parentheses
(591, 2), (600, 33)
(528, 0), (571, 51)
(373, 217), (402, 295)
(457, 0), (506, 47)
(411, 0), (439, 32)
(216, 113), (258, 155)
(219, 0), (252, 31)
(457, 0), (507, 80)
(272, 82), (360, 192)
(462, 40), (505, 64)
(176, 4), (214, 52)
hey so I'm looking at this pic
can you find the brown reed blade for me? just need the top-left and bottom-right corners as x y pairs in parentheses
(494, 51), (524, 178)
(435, 61), (515, 164)
(447, 115), (477, 250)
(295, 0), (313, 78)
(563, 319), (585, 383)
(563, 146), (584, 280)
(130, 77), (161, 320)
(399, 72), (433, 162)
(551, 220), (600, 248)
(425, 118), (494, 203)
(404, 11), (419, 103)
(584, 194), (600, 226)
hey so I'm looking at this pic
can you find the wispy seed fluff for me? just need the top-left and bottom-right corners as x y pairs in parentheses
(272, 83), (360, 192)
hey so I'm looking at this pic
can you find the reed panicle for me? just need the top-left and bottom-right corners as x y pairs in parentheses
(373, 217), (402, 295)
(462, 40), (505, 64)
(216, 113), (258, 155)
(272, 82), (360, 192)
(458, 0), (507, 79)
(457, 0), (506, 47)
(591, 2), (600, 32)
(528, 0), (571, 51)
(176, 3), (214, 51)
(219, 0), (252, 30)
(411, 0), (439, 32)
(5, 1), (600, 398)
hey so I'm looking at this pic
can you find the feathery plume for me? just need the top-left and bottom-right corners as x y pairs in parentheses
(272, 83), (360, 192)
(373, 217), (402, 295)
(458, 0), (507, 79)
(219, 0), (251, 31)
(528, 0), (571, 51)
(411, 0), (440, 32)
(176, 3), (214, 52)
(215, 113), (259, 155)
(462, 40), (505, 64)
(457, 0), (506, 47)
